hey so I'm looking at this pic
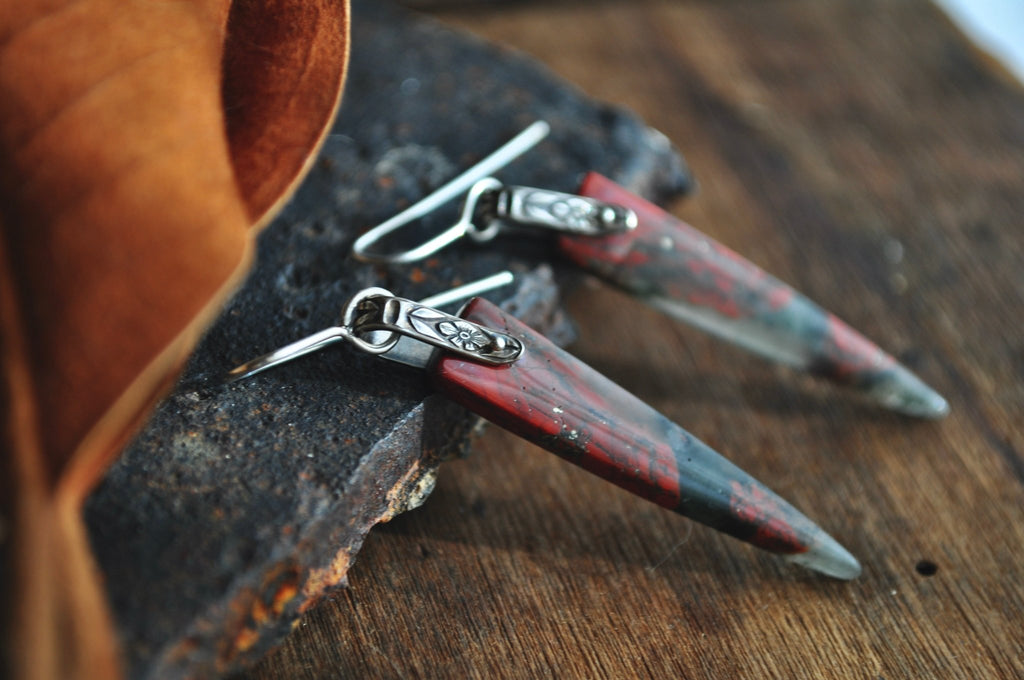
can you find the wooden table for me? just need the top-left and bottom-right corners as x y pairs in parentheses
(244, 1), (1024, 677)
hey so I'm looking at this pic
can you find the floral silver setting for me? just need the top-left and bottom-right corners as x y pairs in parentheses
(484, 185), (638, 237)
(346, 290), (523, 366)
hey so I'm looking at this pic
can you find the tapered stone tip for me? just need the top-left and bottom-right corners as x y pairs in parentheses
(785, 530), (862, 580)
(870, 365), (950, 420)
(902, 388), (950, 420)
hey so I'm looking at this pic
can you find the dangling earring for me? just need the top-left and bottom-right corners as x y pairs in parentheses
(229, 273), (861, 579)
(353, 121), (948, 419)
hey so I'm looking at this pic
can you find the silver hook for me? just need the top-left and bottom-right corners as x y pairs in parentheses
(226, 271), (518, 381)
(352, 122), (551, 264)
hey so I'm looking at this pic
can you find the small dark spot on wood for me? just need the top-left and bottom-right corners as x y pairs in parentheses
(897, 348), (923, 369)
(915, 559), (938, 576)
(967, 221), (995, 244)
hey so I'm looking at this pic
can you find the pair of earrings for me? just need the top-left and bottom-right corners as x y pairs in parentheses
(230, 121), (947, 579)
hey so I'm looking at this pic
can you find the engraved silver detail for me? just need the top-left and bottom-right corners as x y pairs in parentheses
(496, 186), (637, 236)
(345, 293), (522, 365)
(436, 320), (490, 352)
(463, 181), (637, 243)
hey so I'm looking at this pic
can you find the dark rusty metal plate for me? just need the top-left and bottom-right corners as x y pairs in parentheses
(83, 1), (691, 677)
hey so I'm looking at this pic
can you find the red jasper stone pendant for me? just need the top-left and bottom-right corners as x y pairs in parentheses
(352, 122), (946, 418)
(431, 297), (860, 579)
(561, 172), (948, 418)
(230, 280), (861, 579)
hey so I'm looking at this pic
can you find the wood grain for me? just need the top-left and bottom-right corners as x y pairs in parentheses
(242, 1), (1024, 677)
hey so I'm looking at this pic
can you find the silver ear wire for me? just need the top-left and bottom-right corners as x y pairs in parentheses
(417, 270), (514, 309)
(351, 121), (551, 264)
(226, 272), (519, 380)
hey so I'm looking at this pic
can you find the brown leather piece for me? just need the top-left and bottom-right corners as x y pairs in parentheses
(0, 0), (350, 677)
(224, 0), (351, 225)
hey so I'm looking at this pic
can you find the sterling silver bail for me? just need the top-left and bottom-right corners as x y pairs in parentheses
(342, 288), (523, 367)
(459, 177), (638, 244)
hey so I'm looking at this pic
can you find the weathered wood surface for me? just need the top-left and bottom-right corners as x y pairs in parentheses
(240, 0), (1024, 678)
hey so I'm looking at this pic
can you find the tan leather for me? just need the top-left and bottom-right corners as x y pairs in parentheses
(0, 1), (350, 676)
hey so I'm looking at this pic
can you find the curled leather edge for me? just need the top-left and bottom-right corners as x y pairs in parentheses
(2, 1), (351, 678)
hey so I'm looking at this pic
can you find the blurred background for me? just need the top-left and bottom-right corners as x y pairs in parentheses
(934, 0), (1024, 82)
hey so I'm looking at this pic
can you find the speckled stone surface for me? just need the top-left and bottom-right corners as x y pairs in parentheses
(83, 1), (691, 678)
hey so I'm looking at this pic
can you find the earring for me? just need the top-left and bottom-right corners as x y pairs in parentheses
(352, 121), (948, 419)
(229, 273), (860, 579)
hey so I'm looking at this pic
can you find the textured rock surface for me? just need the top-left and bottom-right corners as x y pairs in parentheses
(83, 1), (691, 678)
